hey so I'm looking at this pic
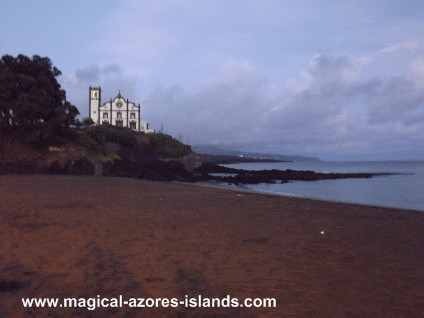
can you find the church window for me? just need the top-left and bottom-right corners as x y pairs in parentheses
(116, 101), (123, 108)
(130, 112), (135, 119)
(116, 120), (123, 127)
(117, 112), (122, 119)
(103, 113), (108, 119)
(130, 122), (136, 130)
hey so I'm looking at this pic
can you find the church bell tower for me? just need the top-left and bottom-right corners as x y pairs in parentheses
(89, 86), (101, 124)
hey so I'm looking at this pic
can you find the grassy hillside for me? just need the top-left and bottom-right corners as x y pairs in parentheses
(143, 133), (192, 159)
(73, 125), (192, 159)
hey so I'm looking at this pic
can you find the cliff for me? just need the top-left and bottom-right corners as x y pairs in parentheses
(0, 126), (397, 184)
(0, 125), (202, 179)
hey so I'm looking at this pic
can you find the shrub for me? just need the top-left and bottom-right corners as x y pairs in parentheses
(72, 125), (191, 160)
(107, 153), (121, 162)
(73, 130), (103, 155)
(104, 127), (136, 146)
(146, 133), (192, 158)
(81, 117), (94, 126)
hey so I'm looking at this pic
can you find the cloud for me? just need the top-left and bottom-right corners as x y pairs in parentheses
(140, 46), (424, 159)
(59, 63), (139, 117)
(60, 38), (424, 160)
(91, 0), (218, 79)
(366, 76), (424, 124)
(143, 59), (282, 142)
(264, 49), (424, 159)
(74, 63), (122, 83)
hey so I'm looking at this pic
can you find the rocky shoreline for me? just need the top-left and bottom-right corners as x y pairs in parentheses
(0, 158), (401, 185)
(194, 162), (400, 184)
(0, 128), (402, 186)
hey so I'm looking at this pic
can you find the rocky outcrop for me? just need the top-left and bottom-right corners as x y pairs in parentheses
(0, 135), (400, 185)
(194, 163), (397, 185)
(103, 141), (157, 163)
(47, 158), (95, 176)
(102, 158), (197, 182)
(0, 160), (40, 175)
(161, 152), (203, 171)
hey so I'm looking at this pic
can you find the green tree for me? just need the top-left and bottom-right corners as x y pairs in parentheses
(74, 118), (82, 128)
(81, 117), (94, 126)
(0, 54), (79, 142)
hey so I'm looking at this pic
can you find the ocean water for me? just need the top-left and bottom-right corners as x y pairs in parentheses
(219, 161), (424, 212)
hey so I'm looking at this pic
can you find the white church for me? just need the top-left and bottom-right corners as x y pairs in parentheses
(89, 86), (154, 133)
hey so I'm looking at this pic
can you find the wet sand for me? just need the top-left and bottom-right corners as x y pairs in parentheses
(1, 175), (423, 317)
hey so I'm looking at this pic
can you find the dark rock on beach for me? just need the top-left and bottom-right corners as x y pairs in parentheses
(1, 158), (399, 185)
(102, 158), (198, 182)
(0, 160), (40, 175)
(194, 162), (396, 185)
(67, 158), (95, 176)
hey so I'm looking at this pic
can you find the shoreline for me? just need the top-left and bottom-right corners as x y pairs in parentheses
(1, 175), (423, 317)
(191, 180), (424, 213)
(3, 172), (423, 212)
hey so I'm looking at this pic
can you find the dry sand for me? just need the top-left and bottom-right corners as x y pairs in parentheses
(0, 175), (423, 317)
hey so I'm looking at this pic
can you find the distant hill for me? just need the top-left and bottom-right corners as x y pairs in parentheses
(196, 154), (287, 164)
(192, 145), (321, 162)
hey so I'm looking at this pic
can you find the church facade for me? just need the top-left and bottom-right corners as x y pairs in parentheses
(89, 86), (154, 133)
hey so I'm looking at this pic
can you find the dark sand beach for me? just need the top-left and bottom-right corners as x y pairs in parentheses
(1, 175), (423, 317)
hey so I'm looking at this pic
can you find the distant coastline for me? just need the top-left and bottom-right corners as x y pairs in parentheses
(191, 145), (321, 163)
(197, 153), (289, 164)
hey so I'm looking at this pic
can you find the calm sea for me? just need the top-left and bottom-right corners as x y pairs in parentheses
(219, 161), (424, 212)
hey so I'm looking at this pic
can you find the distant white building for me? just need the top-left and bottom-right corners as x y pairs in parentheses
(89, 86), (154, 133)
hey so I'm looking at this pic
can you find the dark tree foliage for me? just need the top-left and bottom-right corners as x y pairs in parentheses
(81, 117), (94, 126)
(0, 54), (79, 143)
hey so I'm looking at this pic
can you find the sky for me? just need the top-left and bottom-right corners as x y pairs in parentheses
(2, 0), (424, 161)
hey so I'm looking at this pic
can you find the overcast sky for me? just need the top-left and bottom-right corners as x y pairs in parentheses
(2, 0), (424, 160)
